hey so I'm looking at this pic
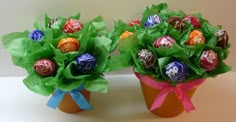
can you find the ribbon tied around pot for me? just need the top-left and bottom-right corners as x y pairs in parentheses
(135, 72), (205, 112)
(47, 85), (93, 110)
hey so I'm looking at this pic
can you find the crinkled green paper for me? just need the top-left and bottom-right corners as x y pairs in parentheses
(109, 3), (231, 84)
(2, 14), (112, 96)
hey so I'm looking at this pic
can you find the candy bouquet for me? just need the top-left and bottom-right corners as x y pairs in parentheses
(109, 3), (231, 117)
(2, 13), (116, 113)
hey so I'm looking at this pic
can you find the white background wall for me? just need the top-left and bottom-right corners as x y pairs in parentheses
(0, 0), (235, 76)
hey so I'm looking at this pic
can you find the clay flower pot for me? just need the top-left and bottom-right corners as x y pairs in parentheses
(140, 81), (196, 117)
(135, 72), (205, 118)
(58, 90), (91, 113)
(47, 87), (93, 114)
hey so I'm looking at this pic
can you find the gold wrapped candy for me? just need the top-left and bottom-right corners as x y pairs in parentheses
(119, 31), (133, 39)
(185, 30), (205, 46)
(58, 38), (80, 53)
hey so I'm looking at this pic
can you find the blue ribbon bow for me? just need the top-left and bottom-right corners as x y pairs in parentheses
(47, 85), (93, 110)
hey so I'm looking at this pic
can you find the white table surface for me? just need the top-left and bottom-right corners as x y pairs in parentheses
(1, 73), (236, 122)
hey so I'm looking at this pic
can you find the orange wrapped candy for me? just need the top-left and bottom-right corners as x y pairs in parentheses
(185, 30), (205, 45)
(58, 38), (80, 53)
(119, 31), (133, 39)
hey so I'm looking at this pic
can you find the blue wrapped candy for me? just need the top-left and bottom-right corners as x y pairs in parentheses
(164, 61), (188, 82)
(145, 15), (161, 28)
(28, 30), (44, 42)
(76, 53), (96, 73)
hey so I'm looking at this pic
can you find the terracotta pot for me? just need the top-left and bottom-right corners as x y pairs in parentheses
(58, 90), (91, 113)
(140, 80), (196, 118)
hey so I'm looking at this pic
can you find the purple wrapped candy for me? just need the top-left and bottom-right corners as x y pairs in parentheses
(28, 30), (44, 42)
(76, 53), (96, 73)
(137, 49), (156, 69)
(164, 61), (188, 82)
(145, 15), (161, 28)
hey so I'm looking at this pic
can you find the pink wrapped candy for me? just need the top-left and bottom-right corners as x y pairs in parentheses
(129, 19), (141, 26)
(200, 50), (218, 71)
(183, 15), (201, 28)
(153, 36), (176, 48)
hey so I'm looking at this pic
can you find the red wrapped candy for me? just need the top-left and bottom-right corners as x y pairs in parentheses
(63, 19), (83, 33)
(153, 36), (175, 48)
(200, 49), (218, 71)
(58, 38), (80, 53)
(34, 59), (56, 76)
(129, 19), (141, 26)
(185, 30), (205, 46)
(183, 15), (201, 28)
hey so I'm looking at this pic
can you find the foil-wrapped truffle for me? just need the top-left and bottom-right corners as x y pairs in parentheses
(215, 29), (229, 49)
(166, 16), (185, 31)
(48, 17), (58, 28)
(137, 49), (156, 69)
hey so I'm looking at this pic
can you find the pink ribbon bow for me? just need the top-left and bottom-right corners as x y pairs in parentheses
(135, 72), (205, 112)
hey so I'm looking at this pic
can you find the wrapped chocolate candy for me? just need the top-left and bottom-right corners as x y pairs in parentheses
(34, 59), (56, 76)
(48, 17), (58, 28)
(185, 30), (205, 45)
(183, 15), (201, 28)
(164, 61), (188, 82)
(166, 16), (186, 31)
(129, 19), (141, 26)
(153, 36), (176, 48)
(215, 29), (229, 49)
(119, 31), (133, 39)
(63, 19), (83, 33)
(145, 15), (161, 28)
(57, 38), (80, 53)
(200, 49), (218, 71)
(28, 30), (44, 42)
(76, 53), (96, 73)
(137, 49), (156, 69)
